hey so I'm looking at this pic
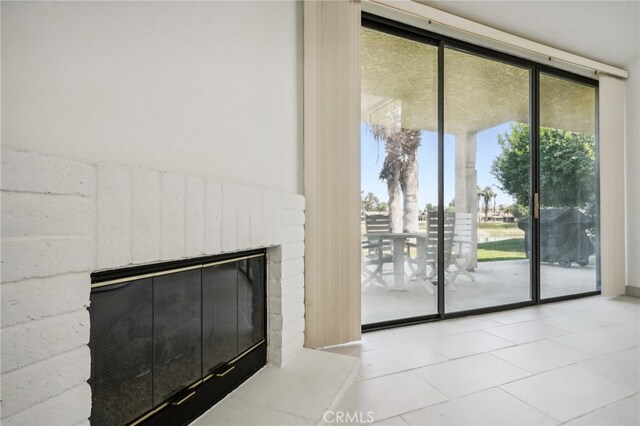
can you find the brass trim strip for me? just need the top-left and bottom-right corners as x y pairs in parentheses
(129, 402), (168, 426)
(203, 373), (214, 383)
(170, 391), (196, 406)
(202, 253), (264, 268)
(229, 340), (264, 365)
(189, 379), (203, 390)
(92, 253), (265, 288)
(153, 264), (202, 278)
(91, 272), (155, 288)
(215, 365), (235, 377)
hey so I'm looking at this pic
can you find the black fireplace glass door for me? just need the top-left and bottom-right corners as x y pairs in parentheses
(202, 262), (238, 373)
(238, 257), (265, 351)
(153, 269), (202, 403)
(89, 278), (153, 426)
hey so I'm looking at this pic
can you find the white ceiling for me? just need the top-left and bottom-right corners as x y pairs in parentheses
(421, 1), (640, 68)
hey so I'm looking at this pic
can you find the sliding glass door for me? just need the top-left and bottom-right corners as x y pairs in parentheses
(360, 26), (439, 325)
(360, 16), (599, 328)
(444, 47), (532, 313)
(539, 73), (599, 299)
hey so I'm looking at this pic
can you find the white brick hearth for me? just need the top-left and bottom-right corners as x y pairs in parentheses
(1, 148), (306, 425)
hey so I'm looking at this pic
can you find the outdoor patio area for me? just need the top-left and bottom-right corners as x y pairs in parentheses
(362, 259), (597, 324)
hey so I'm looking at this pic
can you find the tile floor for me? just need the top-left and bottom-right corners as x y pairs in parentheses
(326, 295), (640, 425)
(193, 349), (360, 425)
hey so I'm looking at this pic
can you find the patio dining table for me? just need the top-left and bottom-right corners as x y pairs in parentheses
(364, 232), (427, 290)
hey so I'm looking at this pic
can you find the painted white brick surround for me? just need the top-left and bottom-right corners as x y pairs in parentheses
(1, 148), (305, 425)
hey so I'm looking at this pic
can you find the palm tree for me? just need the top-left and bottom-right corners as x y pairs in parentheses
(370, 124), (421, 233)
(477, 186), (496, 221)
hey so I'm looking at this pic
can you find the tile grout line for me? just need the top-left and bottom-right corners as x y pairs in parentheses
(557, 392), (639, 426)
(352, 300), (638, 423)
(356, 343), (520, 382)
(406, 354), (541, 403)
(354, 298), (640, 424)
(497, 384), (564, 423)
(197, 394), (318, 424)
(395, 384), (558, 426)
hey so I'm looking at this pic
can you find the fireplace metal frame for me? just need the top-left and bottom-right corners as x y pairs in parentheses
(89, 248), (268, 426)
(91, 248), (267, 287)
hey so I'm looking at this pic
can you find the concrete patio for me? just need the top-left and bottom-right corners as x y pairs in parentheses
(362, 259), (597, 325)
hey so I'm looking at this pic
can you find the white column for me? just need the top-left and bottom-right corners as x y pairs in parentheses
(455, 131), (478, 269)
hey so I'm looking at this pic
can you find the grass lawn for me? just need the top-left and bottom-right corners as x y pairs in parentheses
(362, 220), (528, 262)
(478, 222), (520, 229)
(478, 237), (527, 262)
(478, 221), (524, 240)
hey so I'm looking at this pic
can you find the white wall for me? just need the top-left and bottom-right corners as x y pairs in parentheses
(1, 1), (303, 194)
(1, 2), (305, 424)
(626, 59), (640, 291)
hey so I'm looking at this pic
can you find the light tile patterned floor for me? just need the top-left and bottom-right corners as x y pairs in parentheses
(325, 295), (640, 425)
(193, 349), (359, 425)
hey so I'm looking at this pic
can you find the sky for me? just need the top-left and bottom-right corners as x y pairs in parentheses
(361, 121), (517, 210)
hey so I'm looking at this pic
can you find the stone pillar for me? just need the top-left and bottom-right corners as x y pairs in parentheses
(454, 132), (478, 269)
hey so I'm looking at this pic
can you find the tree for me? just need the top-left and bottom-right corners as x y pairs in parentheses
(441, 199), (454, 214)
(477, 186), (496, 221)
(507, 203), (527, 219)
(491, 123), (596, 208)
(361, 191), (381, 212)
(361, 192), (389, 212)
(370, 125), (422, 232)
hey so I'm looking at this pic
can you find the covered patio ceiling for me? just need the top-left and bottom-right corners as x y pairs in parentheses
(361, 27), (596, 136)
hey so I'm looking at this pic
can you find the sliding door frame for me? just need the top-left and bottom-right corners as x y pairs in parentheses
(535, 69), (601, 304)
(361, 13), (600, 331)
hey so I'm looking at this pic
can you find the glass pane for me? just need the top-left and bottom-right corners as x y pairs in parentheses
(153, 269), (202, 402)
(203, 263), (238, 373)
(540, 74), (598, 298)
(89, 278), (153, 426)
(361, 27), (438, 325)
(238, 257), (265, 352)
(444, 48), (532, 312)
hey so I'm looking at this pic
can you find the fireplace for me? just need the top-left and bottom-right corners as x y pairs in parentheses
(2, 148), (305, 425)
(88, 249), (267, 426)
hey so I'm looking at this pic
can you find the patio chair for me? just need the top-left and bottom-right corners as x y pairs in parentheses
(361, 213), (393, 288)
(407, 211), (456, 292)
(450, 213), (476, 283)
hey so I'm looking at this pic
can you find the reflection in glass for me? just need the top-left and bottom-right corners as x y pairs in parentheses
(540, 74), (598, 298)
(360, 27), (438, 325)
(238, 257), (265, 352)
(90, 279), (153, 426)
(203, 263), (238, 373)
(153, 269), (202, 402)
(444, 48), (532, 312)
